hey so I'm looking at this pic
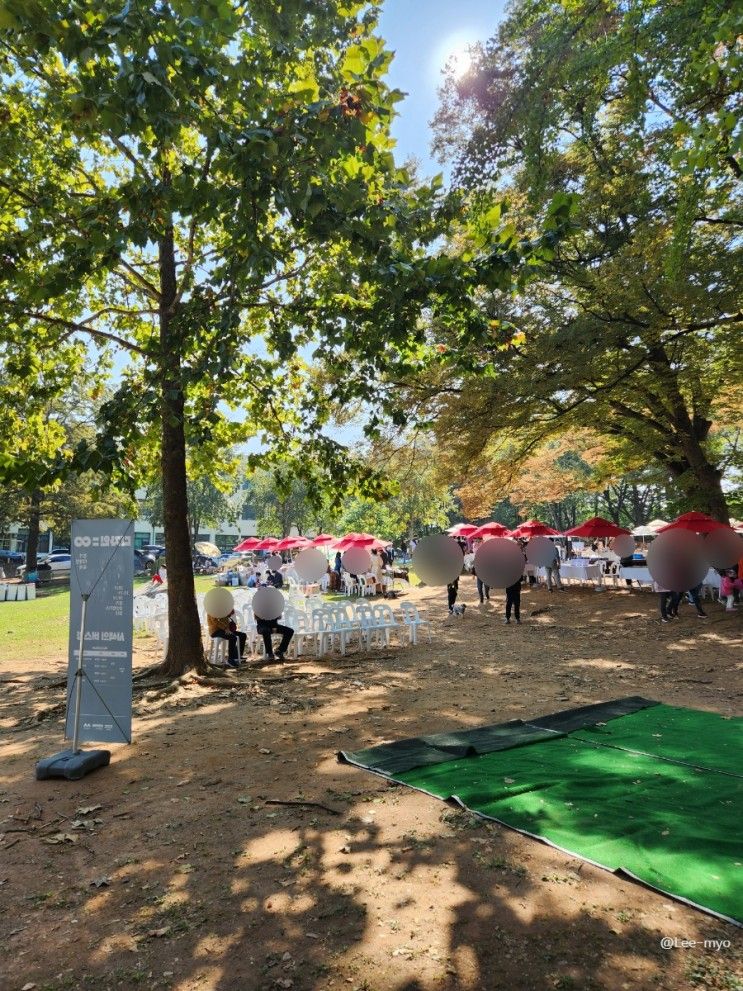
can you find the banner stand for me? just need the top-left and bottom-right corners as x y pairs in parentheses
(36, 592), (111, 780)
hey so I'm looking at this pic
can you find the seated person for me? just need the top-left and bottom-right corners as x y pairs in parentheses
(207, 609), (247, 668)
(267, 568), (284, 589)
(246, 572), (258, 588)
(254, 611), (293, 662)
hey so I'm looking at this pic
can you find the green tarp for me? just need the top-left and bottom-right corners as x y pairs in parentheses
(340, 701), (743, 925)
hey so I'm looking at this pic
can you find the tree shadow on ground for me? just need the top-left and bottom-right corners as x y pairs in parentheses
(2, 585), (742, 990)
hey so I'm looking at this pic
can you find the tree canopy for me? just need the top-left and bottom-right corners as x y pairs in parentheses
(423, 0), (742, 522)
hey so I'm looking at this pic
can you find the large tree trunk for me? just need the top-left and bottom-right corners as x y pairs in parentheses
(156, 218), (206, 677)
(668, 455), (730, 523)
(649, 345), (730, 523)
(24, 489), (41, 575)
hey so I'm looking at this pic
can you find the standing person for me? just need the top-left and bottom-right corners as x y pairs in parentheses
(447, 576), (459, 613)
(208, 609), (247, 668)
(546, 542), (563, 592)
(476, 576), (490, 604)
(720, 570), (743, 611)
(504, 577), (521, 624)
(653, 580), (680, 623)
(333, 551), (343, 577)
(681, 582), (708, 619)
(370, 548), (384, 592)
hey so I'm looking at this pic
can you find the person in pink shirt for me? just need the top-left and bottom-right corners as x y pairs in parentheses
(720, 571), (743, 611)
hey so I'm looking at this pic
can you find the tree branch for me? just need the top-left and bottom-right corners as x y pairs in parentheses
(22, 312), (148, 356)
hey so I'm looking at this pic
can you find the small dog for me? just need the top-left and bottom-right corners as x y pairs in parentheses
(450, 603), (467, 617)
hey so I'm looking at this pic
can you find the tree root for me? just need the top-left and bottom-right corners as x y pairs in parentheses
(181, 673), (232, 688)
(265, 799), (340, 816)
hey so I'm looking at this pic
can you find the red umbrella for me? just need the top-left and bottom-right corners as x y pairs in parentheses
(252, 537), (280, 551)
(658, 512), (728, 534)
(563, 517), (631, 538)
(447, 523), (479, 537)
(336, 536), (386, 550)
(273, 535), (310, 551)
(334, 532), (376, 549)
(510, 519), (560, 538)
(470, 522), (509, 539)
(233, 536), (261, 552)
(309, 533), (336, 546)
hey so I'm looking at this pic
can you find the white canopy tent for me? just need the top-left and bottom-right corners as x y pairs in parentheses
(631, 519), (668, 537)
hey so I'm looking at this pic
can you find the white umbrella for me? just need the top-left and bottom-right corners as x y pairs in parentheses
(195, 541), (221, 558)
(631, 519), (668, 537)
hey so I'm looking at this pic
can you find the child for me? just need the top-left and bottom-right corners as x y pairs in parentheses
(720, 571), (743, 611)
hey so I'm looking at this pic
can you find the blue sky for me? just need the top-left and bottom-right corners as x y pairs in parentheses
(378, 0), (506, 177)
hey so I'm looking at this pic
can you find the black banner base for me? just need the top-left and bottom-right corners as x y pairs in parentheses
(36, 748), (111, 781)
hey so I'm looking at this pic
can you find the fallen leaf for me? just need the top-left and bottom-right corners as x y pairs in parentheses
(258, 748), (272, 755)
(339, 844), (351, 854)
(22, 983), (37, 991)
(76, 805), (102, 816)
(237, 796), (252, 804)
(90, 876), (111, 888)
(42, 832), (78, 845)
(147, 926), (171, 938)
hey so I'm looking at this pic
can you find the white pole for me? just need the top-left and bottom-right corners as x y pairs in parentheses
(72, 593), (90, 754)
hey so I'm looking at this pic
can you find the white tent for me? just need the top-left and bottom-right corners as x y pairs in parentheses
(631, 519), (668, 537)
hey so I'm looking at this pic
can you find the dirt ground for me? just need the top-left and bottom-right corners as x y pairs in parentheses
(1, 579), (742, 991)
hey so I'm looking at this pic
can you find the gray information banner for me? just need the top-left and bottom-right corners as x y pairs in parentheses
(65, 519), (134, 744)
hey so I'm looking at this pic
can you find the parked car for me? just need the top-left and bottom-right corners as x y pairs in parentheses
(19, 552), (72, 582)
(0, 549), (24, 578)
(133, 549), (150, 576)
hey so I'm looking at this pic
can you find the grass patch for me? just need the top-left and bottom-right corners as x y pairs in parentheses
(0, 585), (71, 663)
(0, 575), (219, 663)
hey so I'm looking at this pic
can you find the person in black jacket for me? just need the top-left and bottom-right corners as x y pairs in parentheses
(504, 577), (522, 624)
(447, 576), (459, 613)
(267, 569), (284, 589)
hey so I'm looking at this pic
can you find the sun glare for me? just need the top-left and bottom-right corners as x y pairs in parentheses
(446, 44), (474, 79)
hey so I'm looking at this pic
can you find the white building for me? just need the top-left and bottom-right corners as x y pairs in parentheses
(132, 490), (258, 554)
(1, 497), (259, 557)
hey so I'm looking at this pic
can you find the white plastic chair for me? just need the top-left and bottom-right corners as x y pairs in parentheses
(311, 606), (334, 656)
(343, 575), (359, 597)
(371, 602), (402, 646)
(355, 602), (384, 649)
(398, 602), (432, 645)
(208, 636), (228, 666)
(152, 616), (169, 660)
(287, 610), (321, 658)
